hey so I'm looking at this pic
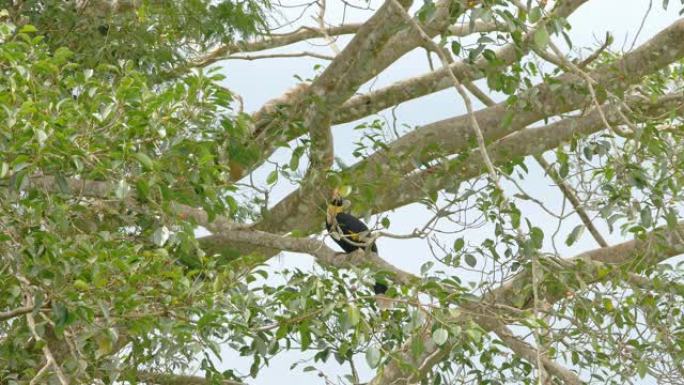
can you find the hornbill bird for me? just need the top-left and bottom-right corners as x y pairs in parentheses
(326, 194), (390, 308)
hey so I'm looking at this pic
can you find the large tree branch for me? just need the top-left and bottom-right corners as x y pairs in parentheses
(351, 17), (684, 186)
(251, 0), (414, 140)
(372, 92), (684, 213)
(334, 0), (588, 124)
(245, 0), (419, 235)
(369, 219), (684, 385)
(190, 17), (503, 69)
(222, 17), (684, 240)
(535, 154), (609, 247)
(204, 90), (681, 258)
(0, 305), (34, 322)
(198, 228), (416, 284)
(484, 320), (584, 385)
(193, 24), (363, 67)
(230, 0), (482, 184)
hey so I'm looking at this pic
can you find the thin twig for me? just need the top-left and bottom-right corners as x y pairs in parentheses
(24, 294), (69, 385)
(577, 32), (612, 69)
(314, 0), (342, 55)
(224, 51), (334, 61)
(387, 0), (500, 188)
(531, 253), (547, 385)
(534, 154), (609, 248)
(0, 305), (34, 321)
(537, 41), (634, 138)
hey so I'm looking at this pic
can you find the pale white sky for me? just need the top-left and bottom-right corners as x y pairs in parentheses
(214, 1), (682, 384)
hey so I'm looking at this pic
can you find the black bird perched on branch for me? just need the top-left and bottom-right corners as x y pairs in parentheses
(326, 192), (389, 308)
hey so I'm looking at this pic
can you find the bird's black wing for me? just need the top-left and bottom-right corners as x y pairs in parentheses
(329, 212), (385, 300)
(335, 213), (377, 253)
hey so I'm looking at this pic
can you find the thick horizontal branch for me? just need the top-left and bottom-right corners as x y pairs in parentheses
(200, 229), (416, 284)
(243, 19), (684, 245)
(0, 305), (34, 322)
(353, 17), (684, 183)
(194, 24), (362, 67)
(334, 0), (588, 124)
(375, 92), (684, 212)
(231, 0), (483, 185)
(233, 91), (683, 253)
(223, 51), (334, 61)
(245, 0), (423, 238)
(190, 17), (500, 69)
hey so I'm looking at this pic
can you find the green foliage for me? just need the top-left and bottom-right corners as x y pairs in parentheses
(0, 8), (264, 382)
(1, 1), (684, 384)
(14, 0), (268, 75)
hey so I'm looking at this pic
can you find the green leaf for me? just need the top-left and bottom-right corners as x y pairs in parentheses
(530, 227), (544, 249)
(95, 335), (112, 358)
(73, 279), (89, 291)
(636, 359), (648, 379)
(534, 27), (550, 49)
(289, 152), (300, 170)
(381, 217), (391, 228)
(559, 160), (569, 178)
(603, 298), (614, 312)
(451, 41), (461, 55)
(250, 355), (261, 378)
(347, 305), (360, 326)
(20, 24), (38, 33)
(665, 208), (678, 229)
(640, 207), (652, 227)
(53, 47), (74, 64)
(465, 327), (482, 342)
(464, 254), (477, 268)
(454, 238), (465, 251)
(421, 261), (434, 274)
(411, 337), (424, 359)
(0, 162), (9, 178)
(432, 328), (448, 346)
(266, 170), (278, 185)
(133, 152), (154, 170)
(529, 7), (542, 23)
(299, 324), (312, 350)
(95, 328), (117, 358)
(565, 224), (585, 246)
(365, 346), (381, 368)
(510, 207), (521, 228)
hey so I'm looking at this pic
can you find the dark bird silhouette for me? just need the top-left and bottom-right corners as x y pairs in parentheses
(325, 195), (389, 307)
